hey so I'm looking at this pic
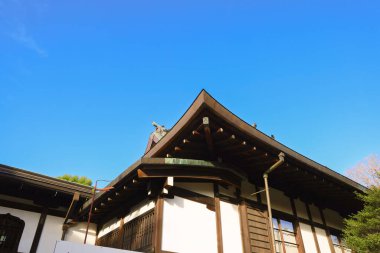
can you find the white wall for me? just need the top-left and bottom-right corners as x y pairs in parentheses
(269, 188), (293, 214)
(220, 201), (243, 253)
(54, 240), (140, 253)
(162, 196), (218, 253)
(175, 182), (214, 198)
(323, 208), (344, 230)
(299, 222), (318, 253)
(293, 198), (308, 220)
(240, 179), (257, 202)
(37, 215), (65, 253)
(65, 222), (97, 245)
(0, 206), (40, 253)
(309, 204), (322, 224)
(315, 227), (332, 253)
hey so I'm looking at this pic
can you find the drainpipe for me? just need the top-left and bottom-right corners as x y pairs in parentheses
(263, 152), (285, 253)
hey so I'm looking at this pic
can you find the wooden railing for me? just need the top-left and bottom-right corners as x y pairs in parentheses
(96, 209), (154, 252)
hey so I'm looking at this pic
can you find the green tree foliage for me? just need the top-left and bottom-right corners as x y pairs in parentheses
(343, 175), (380, 252)
(57, 174), (93, 186)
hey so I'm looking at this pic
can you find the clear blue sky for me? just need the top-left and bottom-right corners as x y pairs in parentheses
(1, 0), (379, 182)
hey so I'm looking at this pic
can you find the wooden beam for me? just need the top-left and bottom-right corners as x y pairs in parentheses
(202, 117), (214, 155)
(30, 208), (48, 253)
(63, 191), (80, 224)
(153, 196), (164, 252)
(137, 168), (241, 189)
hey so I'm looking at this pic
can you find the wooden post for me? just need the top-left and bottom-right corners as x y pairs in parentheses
(305, 203), (321, 253)
(319, 207), (336, 253)
(290, 198), (305, 253)
(153, 196), (164, 253)
(215, 197), (224, 253)
(238, 201), (251, 253)
(30, 208), (48, 253)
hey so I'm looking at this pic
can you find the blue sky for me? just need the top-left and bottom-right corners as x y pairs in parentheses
(1, 0), (379, 182)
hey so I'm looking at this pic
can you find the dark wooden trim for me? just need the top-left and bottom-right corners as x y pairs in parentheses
(0, 198), (66, 217)
(153, 196), (164, 253)
(305, 203), (321, 253)
(215, 197), (224, 253)
(0, 164), (92, 196)
(30, 208), (48, 253)
(63, 191), (80, 224)
(238, 201), (251, 253)
(290, 197), (305, 253)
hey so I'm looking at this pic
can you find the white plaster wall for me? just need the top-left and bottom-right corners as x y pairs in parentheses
(294, 198), (309, 220)
(97, 200), (155, 238)
(218, 185), (236, 198)
(309, 204), (323, 224)
(175, 182), (214, 198)
(299, 222), (318, 253)
(37, 215), (65, 253)
(323, 208), (344, 230)
(315, 227), (332, 253)
(0, 206), (40, 253)
(240, 180), (257, 202)
(269, 188), (293, 214)
(220, 201), (243, 253)
(65, 222), (97, 245)
(162, 196), (218, 253)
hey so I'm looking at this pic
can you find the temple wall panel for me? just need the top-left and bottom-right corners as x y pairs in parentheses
(161, 196), (218, 253)
(220, 201), (243, 253)
(175, 182), (214, 197)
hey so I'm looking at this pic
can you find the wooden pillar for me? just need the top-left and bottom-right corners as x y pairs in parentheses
(153, 196), (164, 253)
(305, 203), (321, 253)
(319, 207), (335, 253)
(30, 208), (48, 253)
(290, 198), (305, 253)
(215, 196), (224, 253)
(118, 217), (125, 248)
(238, 201), (251, 253)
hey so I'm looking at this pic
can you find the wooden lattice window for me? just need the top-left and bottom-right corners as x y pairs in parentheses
(96, 209), (154, 252)
(0, 213), (25, 253)
(272, 218), (299, 253)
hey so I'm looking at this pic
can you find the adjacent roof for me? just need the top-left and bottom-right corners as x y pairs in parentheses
(0, 164), (92, 217)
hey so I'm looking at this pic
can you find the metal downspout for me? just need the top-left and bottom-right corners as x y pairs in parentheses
(263, 152), (285, 253)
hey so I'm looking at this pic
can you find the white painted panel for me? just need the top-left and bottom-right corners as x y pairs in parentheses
(240, 180), (257, 202)
(37, 215), (65, 253)
(270, 188), (293, 214)
(175, 182), (214, 198)
(294, 198), (309, 220)
(309, 204), (322, 224)
(65, 222), (97, 245)
(162, 196), (218, 253)
(54, 240), (139, 253)
(299, 222), (318, 253)
(323, 208), (344, 230)
(220, 201), (243, 253)
(0, 206), (40, 253)
(218, 185), (236, 198)
(315, 227), (332, 253)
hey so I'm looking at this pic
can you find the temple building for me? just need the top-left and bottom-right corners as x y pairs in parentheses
(0, 90), (363, 253)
